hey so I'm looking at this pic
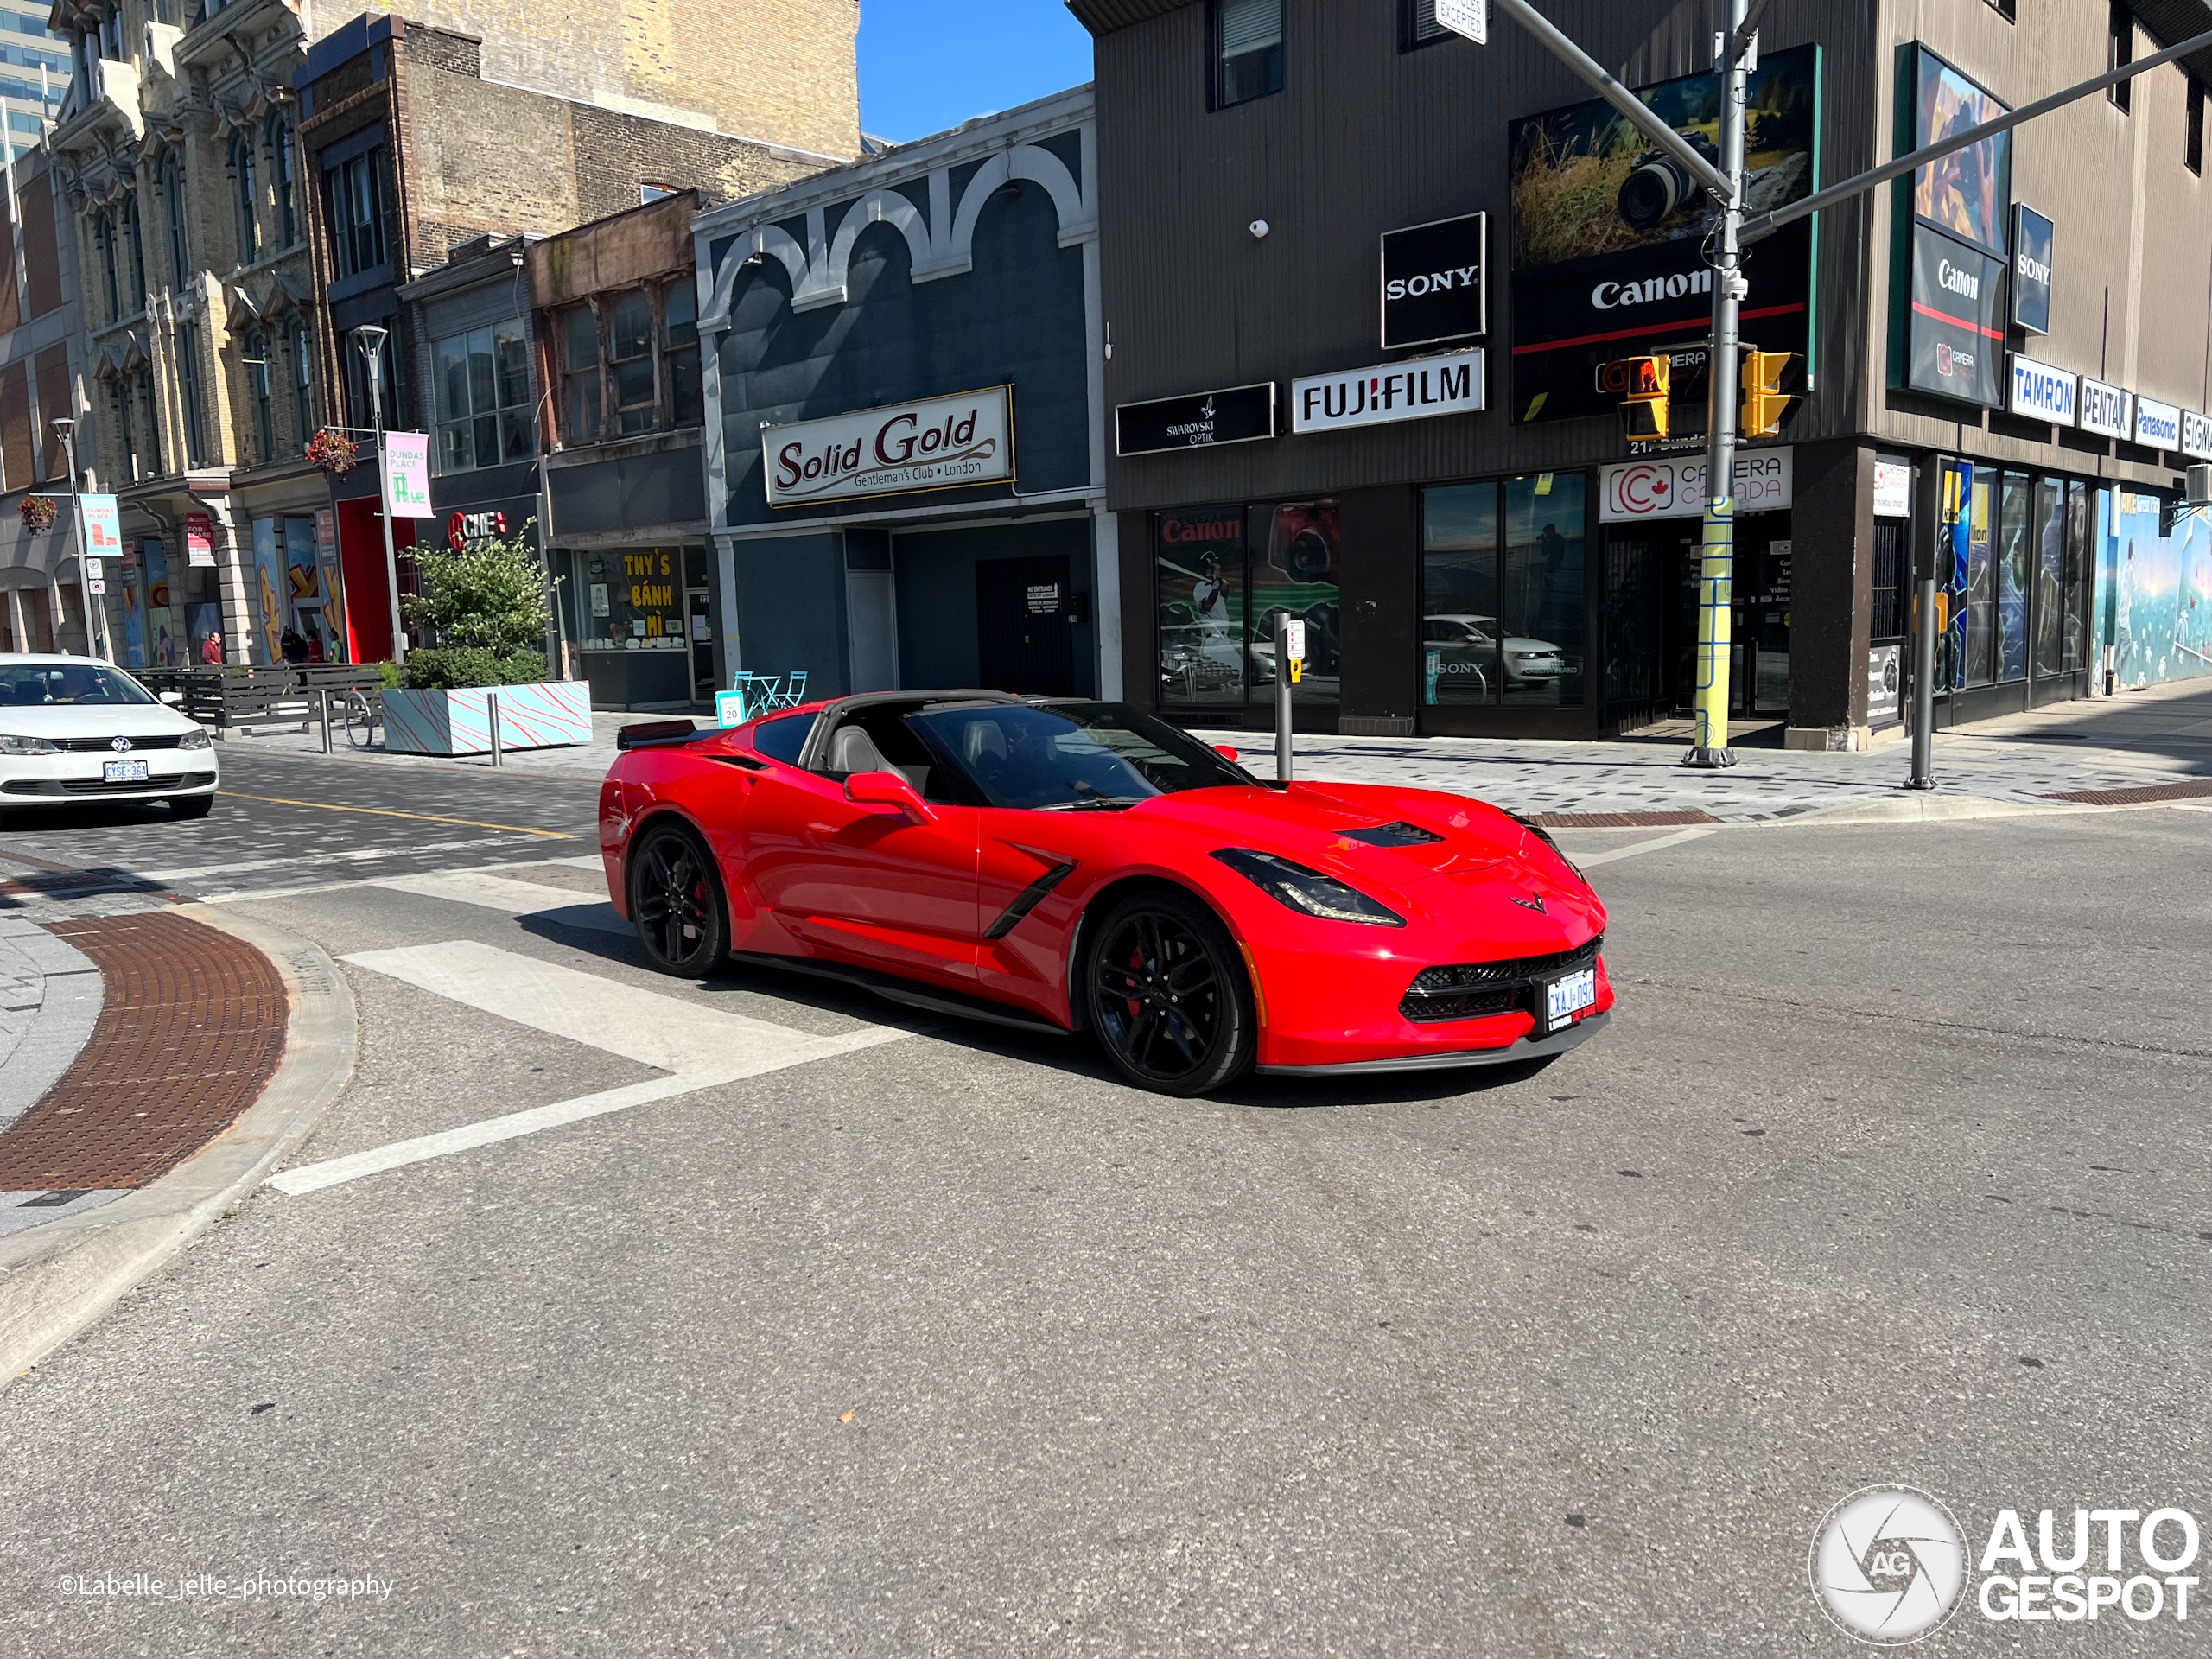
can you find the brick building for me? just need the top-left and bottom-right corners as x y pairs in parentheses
(0, 142), (92, 654)
(40, 0), (855, 669)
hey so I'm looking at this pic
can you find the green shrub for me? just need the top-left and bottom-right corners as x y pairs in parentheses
(403, 528), (552, 655)
(402, 646), (549, 690)
(372, 659), (404, 690)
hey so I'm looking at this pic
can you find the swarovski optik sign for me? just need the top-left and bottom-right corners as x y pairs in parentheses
(764, 385), (1014, 506)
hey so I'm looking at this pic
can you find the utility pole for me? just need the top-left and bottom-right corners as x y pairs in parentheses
(48, 418), (114, 664)
(353, 322), (408, 664)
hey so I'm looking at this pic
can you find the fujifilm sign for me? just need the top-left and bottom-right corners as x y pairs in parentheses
(1291, 349), (1485, 434)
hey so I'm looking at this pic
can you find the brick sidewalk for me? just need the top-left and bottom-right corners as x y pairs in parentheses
(0, 912), (288, 1192)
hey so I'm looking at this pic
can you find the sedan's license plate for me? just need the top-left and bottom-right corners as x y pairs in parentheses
(1544, 968), (1596, 1028)
(103, 759), (150, 784)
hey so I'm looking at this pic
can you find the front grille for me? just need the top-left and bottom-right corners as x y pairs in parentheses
(1400, 935), (1602, 1024)
(63, 734), (187, 752)
(1344, 820), (1444, 847)
(53, 771), (215, 796)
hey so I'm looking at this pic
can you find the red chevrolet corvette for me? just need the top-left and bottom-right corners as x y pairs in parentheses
(599, 691), (1611, 1095)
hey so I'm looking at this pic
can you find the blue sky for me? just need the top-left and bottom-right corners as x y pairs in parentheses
(858, 1), (1096, 144)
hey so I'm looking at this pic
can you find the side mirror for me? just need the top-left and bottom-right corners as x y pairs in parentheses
(844, 769), (934, 823)
(1212, 744), (1240, 762)
(160, 691), (184, 705)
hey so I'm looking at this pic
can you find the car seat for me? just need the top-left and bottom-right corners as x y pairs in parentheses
(828, 721), (931, 795)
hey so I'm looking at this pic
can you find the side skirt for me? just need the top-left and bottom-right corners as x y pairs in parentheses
(727, 950), (1074, 1039)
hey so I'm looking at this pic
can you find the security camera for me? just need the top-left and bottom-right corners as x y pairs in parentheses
(1249, 219), (1270, 239)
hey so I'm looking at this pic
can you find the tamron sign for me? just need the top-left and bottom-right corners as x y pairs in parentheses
(1379, 213), (1486, 351)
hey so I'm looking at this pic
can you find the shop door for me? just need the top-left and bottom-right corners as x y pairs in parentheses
(976, 555), (1076, 696)
(686, 585), (713, 702)
(1602, 534), (1665, 733)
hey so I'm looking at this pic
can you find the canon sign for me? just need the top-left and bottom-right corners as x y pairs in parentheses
(762, 386), (1014, 507)
(1591, 268), (1714, 311)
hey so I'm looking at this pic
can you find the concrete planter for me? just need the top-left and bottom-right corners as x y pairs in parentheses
(380, 681), (593, 755)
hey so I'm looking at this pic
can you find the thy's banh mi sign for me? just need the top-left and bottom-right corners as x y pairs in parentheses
(762, 386), (1014, 506)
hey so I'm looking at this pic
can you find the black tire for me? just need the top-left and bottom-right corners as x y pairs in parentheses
(628, 820), (728, 976)
(171, 794), (215, 819)
(1084, 889), (1255, 1096)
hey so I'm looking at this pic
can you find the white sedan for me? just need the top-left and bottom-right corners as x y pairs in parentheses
(0, 654), (219, 823)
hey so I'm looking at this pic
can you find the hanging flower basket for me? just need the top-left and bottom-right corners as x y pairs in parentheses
(306, 428), (358, 476)
(18, 494), (58, 532)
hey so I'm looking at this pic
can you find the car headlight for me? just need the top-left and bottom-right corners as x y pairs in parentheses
(0, 734), (60, 755)
(1211, 848), (1406, 927)
(179, 728), (212, 751)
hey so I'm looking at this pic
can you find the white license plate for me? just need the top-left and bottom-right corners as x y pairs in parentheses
(1544, 968), (1596, 1027)
(103, 759), (150, 784)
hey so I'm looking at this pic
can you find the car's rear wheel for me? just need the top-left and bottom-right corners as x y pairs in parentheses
(171, 794), (214, 819)
(628, 821), (728, 976)
(1085, 890), (1255, 1096)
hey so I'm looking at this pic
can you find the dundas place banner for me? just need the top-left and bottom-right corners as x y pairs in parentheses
(1507, 44), (1820, 425)
(763, 387), (1014, 507)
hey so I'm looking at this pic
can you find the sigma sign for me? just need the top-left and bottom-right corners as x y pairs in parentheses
(763, 385), (1014, 506)
(2183, 409), (2212, 461)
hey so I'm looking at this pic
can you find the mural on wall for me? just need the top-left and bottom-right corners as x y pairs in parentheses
(252, 518), (286, 666)
(120, 548), (146, 667)
(2105, 491), (2212, 688)
(145, 538), (176, 666)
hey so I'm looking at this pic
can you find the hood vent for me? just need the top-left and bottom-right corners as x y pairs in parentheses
(1343, 821), (1444, 848)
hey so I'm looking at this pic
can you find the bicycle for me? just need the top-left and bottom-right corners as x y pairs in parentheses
(344, 685), (382, 749)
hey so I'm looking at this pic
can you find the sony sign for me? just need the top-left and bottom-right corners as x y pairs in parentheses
(2006, 355), (2076, 426)
(2132, 396), (2182, 451)
(1291, 349), (1484, 435)
(2078, 377), (2132, 441)
(763, 385), (1014, 506)
(2011, 204), (2055, 335)
(1379, 213), (1487, 351)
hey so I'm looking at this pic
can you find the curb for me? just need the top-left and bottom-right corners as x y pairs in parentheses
(0, 905), (357, 1386)
(0, 922), (103, 1127)
(1771, 795), (2100, 826)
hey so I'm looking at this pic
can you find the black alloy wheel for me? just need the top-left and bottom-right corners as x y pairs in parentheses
(629, 822), (728, 977)
(1086, 890), (1255, 1096)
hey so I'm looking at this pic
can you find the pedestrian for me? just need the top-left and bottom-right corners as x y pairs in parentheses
(281, 626), (308, 665)
(200, 630), (225, 667)
(306, 626), (327, 664)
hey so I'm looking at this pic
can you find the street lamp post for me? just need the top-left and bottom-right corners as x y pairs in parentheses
(353, 322), (408, 664)
(47, 417), (115, 664)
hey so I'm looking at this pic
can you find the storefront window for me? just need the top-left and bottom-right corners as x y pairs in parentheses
(2033, 478), (2064, 677)
(1998, 472), (2030, 681)
(1962, 469), (1994, 685)
(609, 290), (658, 435)
(1421, 474), (1585, 709)
(435, 320), (534, 472)
(573, 546), (689, 654)
(2064, 480), (2090, 671)
(562, 306), (601, 446)
(1248, 502), (1339, 705)
(1154, 505), (1248, 706)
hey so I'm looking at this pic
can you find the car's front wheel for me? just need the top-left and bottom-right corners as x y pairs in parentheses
(627, 820), (728, 976)
(1085, 889), (1255, 1096)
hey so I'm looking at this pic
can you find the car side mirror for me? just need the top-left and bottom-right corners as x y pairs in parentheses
(1212, 744), (1241, 762)
(160, 691), (184, 705)
(844, 769), (934, 823)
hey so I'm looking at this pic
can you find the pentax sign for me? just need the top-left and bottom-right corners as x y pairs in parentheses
(763, 386), (1014, 506)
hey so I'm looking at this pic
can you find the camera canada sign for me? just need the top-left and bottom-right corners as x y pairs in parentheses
(761, 386), (1015, 506)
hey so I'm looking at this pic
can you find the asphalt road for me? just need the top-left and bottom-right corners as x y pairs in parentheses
(1, 765), (2208, 1655)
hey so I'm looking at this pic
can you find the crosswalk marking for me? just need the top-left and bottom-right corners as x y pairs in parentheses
(370, 869), (632, 935)
(269, 939), (912, 1194)
(143, 836), (526, 886)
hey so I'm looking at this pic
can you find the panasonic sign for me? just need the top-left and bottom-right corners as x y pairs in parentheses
(2006, 355), (2076, 425)
(2132, 397), (2182, 451)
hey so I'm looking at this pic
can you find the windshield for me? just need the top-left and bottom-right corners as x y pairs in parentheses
(0, 664), (158, 707)
(906, 702), (1256, 810)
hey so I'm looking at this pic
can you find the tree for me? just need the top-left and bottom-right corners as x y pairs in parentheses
(404, 527), (550, 653)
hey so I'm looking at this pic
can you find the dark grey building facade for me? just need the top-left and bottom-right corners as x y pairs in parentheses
(1074, 0), (2212, 745)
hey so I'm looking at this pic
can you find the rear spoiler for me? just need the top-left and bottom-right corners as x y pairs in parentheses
(615, 718), (701, 751)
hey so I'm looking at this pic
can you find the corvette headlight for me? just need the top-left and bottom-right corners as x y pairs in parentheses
(0, 734), (60, 755)
(1211, 848), (1406, 927)
(179, 728), (212, 750)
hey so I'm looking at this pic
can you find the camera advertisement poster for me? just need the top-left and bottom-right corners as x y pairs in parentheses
(1897, 46), (2011, 407)
(1506, 44), (1819, 426)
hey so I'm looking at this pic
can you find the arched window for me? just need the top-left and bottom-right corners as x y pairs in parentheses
(231, 132), (258, 264)
(267, 115), (296, 247)
(119, 195), (146, 312)
(162, 149), (188, 290)
(94, 212), (119, 320)
(245, 329), (273, 463)
(291, 315), (314, 448)
(108, 376), (136, 480)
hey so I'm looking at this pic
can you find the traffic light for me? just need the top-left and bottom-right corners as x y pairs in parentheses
(1740, 349), (1798, 440)
(1616, 353), (1670, 440)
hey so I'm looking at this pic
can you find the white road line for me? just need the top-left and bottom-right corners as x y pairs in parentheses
(142, 836), (524, 885)
(1574, 827), (1719, 867)
(370, 869), (630, 935)
(270, 940), (911, 1195)
(339, 938), (888, 1075)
